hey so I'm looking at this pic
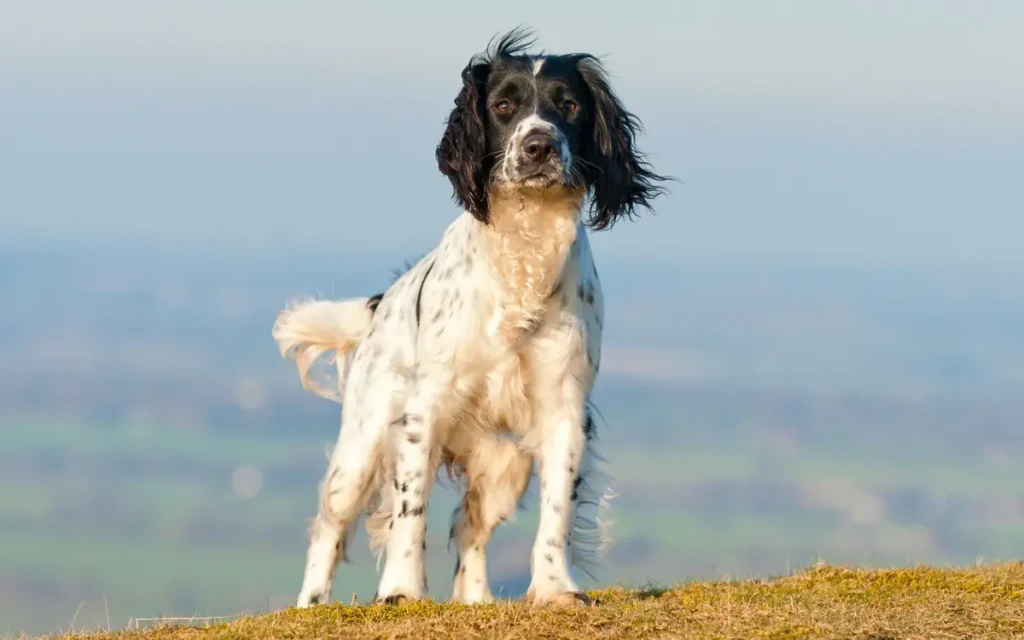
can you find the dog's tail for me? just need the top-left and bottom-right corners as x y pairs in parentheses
(272, 297), (377, 403)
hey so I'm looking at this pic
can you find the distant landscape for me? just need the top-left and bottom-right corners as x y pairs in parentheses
(3, 240), (1024, 636)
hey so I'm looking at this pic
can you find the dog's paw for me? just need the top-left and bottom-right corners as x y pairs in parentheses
(296, 590), (328, 608)
(528, 589), (591, 608)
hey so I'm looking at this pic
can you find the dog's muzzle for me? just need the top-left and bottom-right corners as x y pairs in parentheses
(503, 123), (571, 187)
(521, 132), (558, 166)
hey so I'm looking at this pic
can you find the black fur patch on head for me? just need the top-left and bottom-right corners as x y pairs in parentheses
(436, 27), (536, 221)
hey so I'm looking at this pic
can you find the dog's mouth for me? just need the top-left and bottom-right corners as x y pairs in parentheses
(501, 161), (569, 189)
(519, 170), (562, 189)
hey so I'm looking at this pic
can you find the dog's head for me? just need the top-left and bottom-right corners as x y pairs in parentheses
(436, 27), (669, 230)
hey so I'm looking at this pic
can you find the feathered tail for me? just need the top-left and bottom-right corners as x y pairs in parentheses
(272, 297), (376, 402)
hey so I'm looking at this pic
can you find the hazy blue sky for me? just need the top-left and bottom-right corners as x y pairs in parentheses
(2, 1), (1022, 267)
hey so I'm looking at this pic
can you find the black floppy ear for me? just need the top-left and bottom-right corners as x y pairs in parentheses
(435, 59), (491, 222)
(576, 56), (670, 231)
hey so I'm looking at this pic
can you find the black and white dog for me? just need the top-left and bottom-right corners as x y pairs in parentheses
(273, 28), (668, 608)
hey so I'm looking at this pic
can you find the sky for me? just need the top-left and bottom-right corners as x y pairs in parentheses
(1, 0), (1022, 268)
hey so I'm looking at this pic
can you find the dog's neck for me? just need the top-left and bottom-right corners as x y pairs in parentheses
(481, 185), (585, 337)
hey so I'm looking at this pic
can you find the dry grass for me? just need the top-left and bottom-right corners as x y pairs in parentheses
(48, 563), (1024, 640)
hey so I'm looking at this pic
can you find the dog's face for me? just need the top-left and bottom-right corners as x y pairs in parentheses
(482, 55), (590, 191)
(436, 28), (668, 230)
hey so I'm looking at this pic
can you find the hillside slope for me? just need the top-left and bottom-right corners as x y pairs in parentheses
(50, 564), (1024, 640)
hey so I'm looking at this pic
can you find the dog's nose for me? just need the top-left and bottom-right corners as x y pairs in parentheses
(521, 132), (557, 164)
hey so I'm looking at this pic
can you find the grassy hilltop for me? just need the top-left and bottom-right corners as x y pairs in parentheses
(44, 563), (1024, 640)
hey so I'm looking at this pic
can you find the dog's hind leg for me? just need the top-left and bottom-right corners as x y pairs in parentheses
(296, 390), (396, 608)
(449, 435), (532, 603)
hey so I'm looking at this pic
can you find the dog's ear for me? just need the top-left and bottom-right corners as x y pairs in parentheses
(576, 55), (670, 231)
(436, 58), (492, 223)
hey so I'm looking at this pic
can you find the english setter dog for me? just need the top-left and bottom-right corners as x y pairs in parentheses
(273, 28), (668, 609)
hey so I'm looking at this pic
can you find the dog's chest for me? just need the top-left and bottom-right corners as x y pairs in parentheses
(464, 337), (543, 436)
(438, 204), (589, 433)
(479, 192), (581, 338)
(460, 296), (582, 436)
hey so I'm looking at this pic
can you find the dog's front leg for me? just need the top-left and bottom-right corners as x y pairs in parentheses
(526, 386), (589, 607)
(374, 368), (449, 603)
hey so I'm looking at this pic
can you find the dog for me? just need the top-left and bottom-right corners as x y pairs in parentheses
(272, 27), (668, 608)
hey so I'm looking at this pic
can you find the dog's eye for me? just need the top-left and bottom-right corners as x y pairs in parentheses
(563, 100), (579, 115)
(494, 100), (516, 115)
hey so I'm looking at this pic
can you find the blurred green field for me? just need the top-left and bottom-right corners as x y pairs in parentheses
(4, 410), (1023, 636)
